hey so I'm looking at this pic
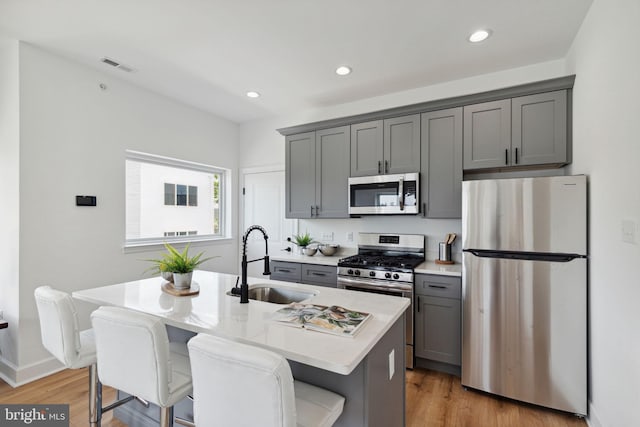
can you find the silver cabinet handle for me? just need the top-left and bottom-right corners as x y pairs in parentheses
(378, 160), (382, 174)
(385, 160), (389, 173)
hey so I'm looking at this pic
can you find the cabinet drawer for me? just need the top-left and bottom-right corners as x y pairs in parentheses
(270, 261), (302, 283)
(415, 274), (461, 299)
(301, 264), (337, 287)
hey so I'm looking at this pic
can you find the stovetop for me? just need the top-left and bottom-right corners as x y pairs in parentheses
(338, 254), (424, 271)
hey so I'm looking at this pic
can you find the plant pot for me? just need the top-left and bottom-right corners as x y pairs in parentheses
(161, 271), (174, 282)
(172, 272), (193, 289)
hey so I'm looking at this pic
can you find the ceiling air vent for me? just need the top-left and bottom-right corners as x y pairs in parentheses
(100, 57), (136, 73)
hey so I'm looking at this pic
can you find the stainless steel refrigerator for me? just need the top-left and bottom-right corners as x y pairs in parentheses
(461, 175), (587, 416)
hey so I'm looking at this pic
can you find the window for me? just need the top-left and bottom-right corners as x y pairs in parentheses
(126, 150), (229, 246)
(164, 184), (198, 206)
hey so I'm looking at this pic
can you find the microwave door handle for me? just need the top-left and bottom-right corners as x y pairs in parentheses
(398, 178), (405, 210)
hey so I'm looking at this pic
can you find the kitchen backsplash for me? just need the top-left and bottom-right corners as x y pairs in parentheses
(296, 217), (462, 262)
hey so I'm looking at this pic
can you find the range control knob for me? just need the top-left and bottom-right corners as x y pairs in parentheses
(354, 270), (361, 276)
(393, 273), (400, 280)
(369, 271), (376, 277)
(384, 272), (391, 279)
(347, 269), (353, 275)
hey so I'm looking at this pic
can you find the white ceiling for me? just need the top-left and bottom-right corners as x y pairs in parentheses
(0, 0), (592, 124)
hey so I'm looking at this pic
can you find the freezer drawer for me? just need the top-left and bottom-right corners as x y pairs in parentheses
(461, 252), (587, 415)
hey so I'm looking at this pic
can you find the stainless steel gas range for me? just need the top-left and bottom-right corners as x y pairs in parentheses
(337, 233), (425, 369)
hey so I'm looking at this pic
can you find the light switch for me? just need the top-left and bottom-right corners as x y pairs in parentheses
(346, 232), (354, 242)
(622, 220), (636, 244)
(321, 232), (334, 242)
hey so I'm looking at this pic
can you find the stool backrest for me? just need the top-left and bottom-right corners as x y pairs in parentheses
(188, 333), (297, 427)
(91, 306), (172, 406)
(34, 286), (82, 367)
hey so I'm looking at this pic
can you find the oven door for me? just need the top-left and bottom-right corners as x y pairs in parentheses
(348, 173), (419, 215)
(337, 276), (414, 368)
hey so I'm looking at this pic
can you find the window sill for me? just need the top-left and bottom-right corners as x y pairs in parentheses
(123, 236), (233, 254)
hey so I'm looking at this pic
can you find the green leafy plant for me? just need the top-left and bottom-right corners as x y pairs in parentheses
(292, 232), (315, 247)
(145, 243), (214, 274)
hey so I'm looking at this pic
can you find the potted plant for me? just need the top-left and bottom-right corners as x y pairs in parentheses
(146, 243), (214, 289)
(291, 232), (316, 254)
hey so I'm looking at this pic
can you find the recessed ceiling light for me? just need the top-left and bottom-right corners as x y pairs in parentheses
(246, 91), (260, 98)
(335, 66), (352, 76)
(469, 29), (491, 43)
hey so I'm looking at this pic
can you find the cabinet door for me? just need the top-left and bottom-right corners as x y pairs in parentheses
(315, 126), (350, 218)
(384, 114), (421, 174)
(463, 99), (511, 170)
(420, 108), (462, 218)
(285, 132), (316, 218)
(350, 120), (383, 176)
(415, 295), (461, 366)
(512, 90), (567, 166)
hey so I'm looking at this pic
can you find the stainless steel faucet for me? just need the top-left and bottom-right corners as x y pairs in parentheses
(238, 225), (271, 303)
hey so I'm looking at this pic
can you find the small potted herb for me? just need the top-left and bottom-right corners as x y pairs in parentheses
(290, 232), (316, 254)
(146, 243), (214, 289)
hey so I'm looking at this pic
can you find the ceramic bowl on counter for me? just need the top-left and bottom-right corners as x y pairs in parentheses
(318, 244), (339, 256)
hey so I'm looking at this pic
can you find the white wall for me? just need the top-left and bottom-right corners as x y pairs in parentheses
(9, 43), (240, 384)
(565, 1), (640, 426)
(0, 36), (21, 377)
(239, 59), (568, 258)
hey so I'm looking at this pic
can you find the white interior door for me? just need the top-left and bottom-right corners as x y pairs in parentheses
(241, 167), (295, 278)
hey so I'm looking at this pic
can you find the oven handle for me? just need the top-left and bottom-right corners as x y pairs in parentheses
(337, 276), (412, 294)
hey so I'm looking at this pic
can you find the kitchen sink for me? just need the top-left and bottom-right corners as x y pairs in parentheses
(227, 285), (316, 304)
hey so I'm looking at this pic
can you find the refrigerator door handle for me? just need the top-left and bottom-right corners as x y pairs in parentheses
(463, 249), (586, 262)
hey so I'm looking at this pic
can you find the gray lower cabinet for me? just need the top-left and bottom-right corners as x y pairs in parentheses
(286, 126), (350, 218)
(271, 261), (337, 288)
(420, 108), (463, 218)
(414, 274), (461, 369)
(350, 115), (420, 176)
(270, 261), (302, 282)
(463, 90), (568, 171)
(301, 264), (337, 287)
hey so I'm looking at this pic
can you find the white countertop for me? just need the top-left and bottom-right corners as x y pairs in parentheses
(73, 270), (409, 375)
(271, 250), (356, 266)
(414, 260), (462, 277)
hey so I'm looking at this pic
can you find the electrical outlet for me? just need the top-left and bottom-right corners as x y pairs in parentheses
(347, 232), (354, 242)
(321, 232), (334, 242)
(622, 220), (636, 244)
(0, 310), (3, 320)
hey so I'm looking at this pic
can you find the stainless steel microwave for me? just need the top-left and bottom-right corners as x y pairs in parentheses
(348, 173), (419, 215)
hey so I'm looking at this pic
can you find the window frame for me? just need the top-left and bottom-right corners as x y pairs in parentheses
(125, 150), (230, 248)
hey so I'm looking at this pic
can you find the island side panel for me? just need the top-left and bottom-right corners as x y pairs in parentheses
(290, 314), (406, 427)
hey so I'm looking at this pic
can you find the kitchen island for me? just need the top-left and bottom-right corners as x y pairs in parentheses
(73, 270), (409, 427)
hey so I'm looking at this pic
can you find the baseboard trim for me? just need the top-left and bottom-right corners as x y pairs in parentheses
(0, 355), (64, 387)
(586, 402), (602, 427)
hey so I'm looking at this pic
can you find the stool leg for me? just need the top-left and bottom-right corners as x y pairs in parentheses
(160, 406), (174, 427)
(89, 364), (102, 427)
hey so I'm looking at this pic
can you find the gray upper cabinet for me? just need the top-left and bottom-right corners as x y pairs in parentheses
(350, 120), (383, 176)
(463, 90), (568, 171)
(315, 126), (351, 218)
(463, 99), (511, 170)
(512, 90), (567, 166)
(286, 131), (316, 218)
(286, 126), (350, 219)
(350, 115), (420, 176)
(420, 108), (463, 218)
(384, 115), (421, 174)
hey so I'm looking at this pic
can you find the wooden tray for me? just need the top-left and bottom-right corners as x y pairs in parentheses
(161, 281), (200, 296)
(435, 260), (455, 265)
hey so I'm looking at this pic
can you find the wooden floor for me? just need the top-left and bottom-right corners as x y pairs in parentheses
(0, 367), (586, 427)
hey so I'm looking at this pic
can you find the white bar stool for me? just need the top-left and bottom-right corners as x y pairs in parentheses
(34, 286), (138, 427)
(187, 333), (345, 427)
(91, 306), (193, 427)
